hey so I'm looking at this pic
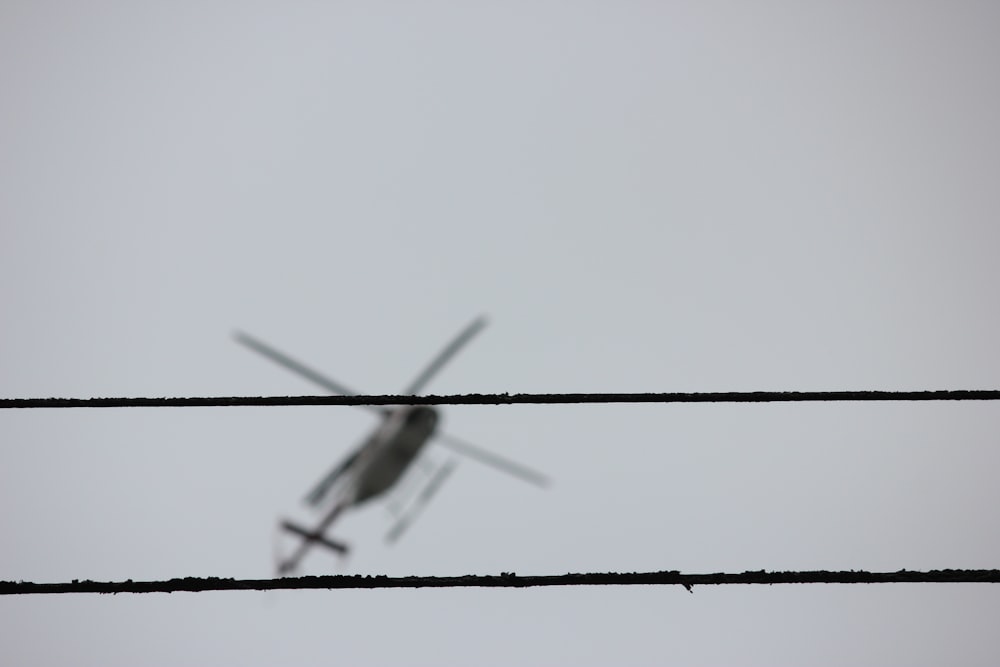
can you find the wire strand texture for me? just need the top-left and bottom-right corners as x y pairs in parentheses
(3, 569), (998, 595)
(2, 390), (999, 409)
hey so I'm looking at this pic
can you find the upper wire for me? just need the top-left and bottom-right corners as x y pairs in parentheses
(2, 390), (999, 409)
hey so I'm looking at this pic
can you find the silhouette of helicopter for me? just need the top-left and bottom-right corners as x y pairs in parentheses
(235, 316), (547, 574)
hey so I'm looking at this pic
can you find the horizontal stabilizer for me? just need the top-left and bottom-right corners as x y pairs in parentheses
(280, 520), (350, 555)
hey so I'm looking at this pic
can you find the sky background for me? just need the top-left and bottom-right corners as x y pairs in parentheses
(2, 1), (1000, 664)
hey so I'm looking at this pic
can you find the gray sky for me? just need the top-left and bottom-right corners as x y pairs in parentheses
(2, 1), (999, 664)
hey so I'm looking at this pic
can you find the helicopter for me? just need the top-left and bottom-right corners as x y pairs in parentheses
(234, 316), (547, 574)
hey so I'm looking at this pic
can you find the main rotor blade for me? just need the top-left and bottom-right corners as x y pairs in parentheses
(402, 316), (488, 395)
(435, 432), (549, 488)
(234, 331), (362, 398)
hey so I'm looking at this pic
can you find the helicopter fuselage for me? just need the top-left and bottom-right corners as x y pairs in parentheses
(349, 405), (439, 505)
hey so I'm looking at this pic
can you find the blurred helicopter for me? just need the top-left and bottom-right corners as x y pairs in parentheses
(235, 316), (547, 574)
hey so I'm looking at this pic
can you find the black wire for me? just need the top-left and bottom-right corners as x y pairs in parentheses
(2, 390), (999, 409)
(3, 569), (998, 595)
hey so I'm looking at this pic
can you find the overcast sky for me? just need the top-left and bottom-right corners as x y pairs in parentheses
(2, 1), (999, 665)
